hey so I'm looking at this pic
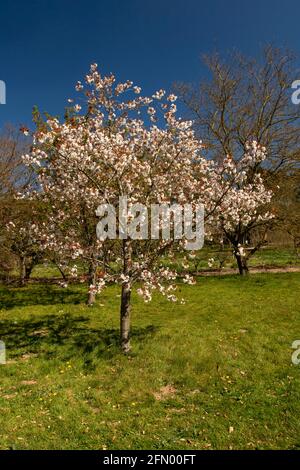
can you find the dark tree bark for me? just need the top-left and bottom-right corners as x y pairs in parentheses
(54, 262), (68, 281)
(19, 256), (37, 285)
(233, 249), (249, 276)
(25, 263), (34, 281)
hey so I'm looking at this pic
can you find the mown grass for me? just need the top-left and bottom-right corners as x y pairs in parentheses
(160, 246), (300, 273)
(0, 273), (300, 450)
(6, 246), (298, 281)
(249, 247), (300, 267)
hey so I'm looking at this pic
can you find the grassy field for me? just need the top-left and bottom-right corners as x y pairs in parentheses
(248, 247), (300, 267)
(5, 246), (297, 281)
(161, 246), (300, 274)
(0, 273), (300, 450)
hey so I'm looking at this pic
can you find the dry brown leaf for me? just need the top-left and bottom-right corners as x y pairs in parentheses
(153, 385), (177, 401)
(20, 380), (38, 386)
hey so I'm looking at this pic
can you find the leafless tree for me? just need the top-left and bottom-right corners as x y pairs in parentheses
(0, 124), (33, 195)
(176, 45), (300, 271)
(0, 125), (36, 280)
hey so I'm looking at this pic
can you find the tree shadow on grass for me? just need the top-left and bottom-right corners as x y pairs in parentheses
(0, 284), (85, 310)
(0, 313), (158, 364)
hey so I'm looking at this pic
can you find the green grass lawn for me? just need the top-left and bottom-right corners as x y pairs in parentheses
(0, 273), (300, 450)
(247, 247), (300, 267)
(4, 246), (298, 282)
(160, 246), (300, 273)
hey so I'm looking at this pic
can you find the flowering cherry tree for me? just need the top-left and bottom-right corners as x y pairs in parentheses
(22, 64), (273, 351)
(206, 141), (275, 275)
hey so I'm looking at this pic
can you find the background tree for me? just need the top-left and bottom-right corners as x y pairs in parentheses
(176, 46), (300, 167)
(0, 124), (33, 195)
(0, 125), (35, 281)
(176, 45), (300, 264)
(3, 200), (46, 285)
(274, 169), (300, 255)
(205, 142), (275, 275)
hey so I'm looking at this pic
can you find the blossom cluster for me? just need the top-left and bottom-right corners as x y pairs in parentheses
(21, 65), (274, 302)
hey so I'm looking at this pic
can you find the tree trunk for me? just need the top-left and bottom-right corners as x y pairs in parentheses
(55, 263), (68, 281)
(25, 262), (34, 282)
(87, 259), (97, 306)
(120, 282), (132, 353)
(234, 251), (249, 276)
(120, 240), (132, 353)
(19, 256), (26, 286)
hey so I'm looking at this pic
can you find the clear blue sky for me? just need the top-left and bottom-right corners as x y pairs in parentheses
(0, 0), (300, 128)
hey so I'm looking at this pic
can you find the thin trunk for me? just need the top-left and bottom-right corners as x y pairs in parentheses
(120, 240), (132, 353)
(120, 282), (132, 353)
(19, 256), (26, 286)
(293, 238), (300, 258)
(55, 263), (68, 281)
(87, 259), (97, 306)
